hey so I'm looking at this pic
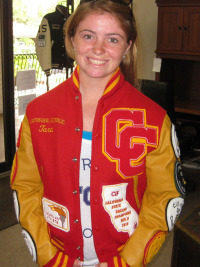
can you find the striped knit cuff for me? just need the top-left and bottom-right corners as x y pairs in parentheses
(107, 256), (130, 267)
(43, 251), (75, 267)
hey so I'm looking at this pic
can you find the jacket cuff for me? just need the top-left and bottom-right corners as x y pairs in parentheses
(107, 256), (130, 267)
(43, 251), (75, 267)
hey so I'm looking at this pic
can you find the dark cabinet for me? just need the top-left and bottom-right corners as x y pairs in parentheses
(157, 6), (200, 55)
(157, 7), (183, 52)
(156, 1), (200, 116)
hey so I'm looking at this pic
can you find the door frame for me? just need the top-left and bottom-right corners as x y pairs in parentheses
(0, 0), (16, 173)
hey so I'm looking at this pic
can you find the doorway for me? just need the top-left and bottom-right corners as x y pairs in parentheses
(0, 0), (80, 174)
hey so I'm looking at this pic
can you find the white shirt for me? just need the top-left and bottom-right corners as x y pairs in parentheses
(79, 131), (99, 266)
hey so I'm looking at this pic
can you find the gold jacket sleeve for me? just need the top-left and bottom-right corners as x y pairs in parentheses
(120, 115), (182, 267)
(10, 115), (57, 266)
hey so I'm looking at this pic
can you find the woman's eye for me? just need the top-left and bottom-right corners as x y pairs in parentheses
(109, 37), (118, 43)
(84, 34), (93, 40)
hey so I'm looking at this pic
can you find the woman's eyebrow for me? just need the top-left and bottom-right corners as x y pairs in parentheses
(79, 29), (124, 39)
(79, 29), (96, 34)
(106, 33), (125, 39)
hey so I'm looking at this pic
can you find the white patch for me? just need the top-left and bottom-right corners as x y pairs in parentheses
(13, 191), (20, 222)
(102, 183), (138, 236)
(171, 124), (181, 159)
(42, 197), (70, 232)
(166, 197), (184, 231)
(22, 229), (37, 262)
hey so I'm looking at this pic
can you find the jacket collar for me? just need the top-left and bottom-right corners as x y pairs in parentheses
(72, 65), (124, 97)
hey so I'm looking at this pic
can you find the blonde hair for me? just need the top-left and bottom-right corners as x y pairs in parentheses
(64, 0), (138, 86)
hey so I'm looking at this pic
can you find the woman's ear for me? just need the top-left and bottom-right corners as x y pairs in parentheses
(71, 37), (75, 50)
(125, 40), (133, 54)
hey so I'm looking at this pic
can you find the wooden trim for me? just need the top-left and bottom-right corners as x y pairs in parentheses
(0, 0), (16, 173)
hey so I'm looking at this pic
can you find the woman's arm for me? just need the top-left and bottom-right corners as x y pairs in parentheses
(10, 115), (75, 267)
(120, 115), (185, 267)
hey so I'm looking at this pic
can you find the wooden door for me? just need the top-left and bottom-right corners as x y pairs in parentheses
(183, 7), (200, 53)
(157, 7), (183, 52)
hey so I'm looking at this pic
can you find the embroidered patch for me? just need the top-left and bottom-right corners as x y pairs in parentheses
(42, 197), (70, 232)
(102, 108), (158, 178)
(171, 124), (181, 159)
(38, 34), (46, 47)
(174, 161), (186, 196)
(166, 197), (184, 231)
(144, 231), (166, 265)
(22, 229), (37, 262)
(13, 191), (20, 222)
(102, 183), (138, 236)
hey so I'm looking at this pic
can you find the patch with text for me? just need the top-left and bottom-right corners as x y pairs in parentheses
(102, 183), (138, 236)
(42, 197), (70, 232)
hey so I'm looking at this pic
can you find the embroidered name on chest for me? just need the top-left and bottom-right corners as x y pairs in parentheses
(102, 108), (158, 178)
(30, 117), (65, 133)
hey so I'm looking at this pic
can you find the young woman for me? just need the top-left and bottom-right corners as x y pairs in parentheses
(10, 1), (185, 267)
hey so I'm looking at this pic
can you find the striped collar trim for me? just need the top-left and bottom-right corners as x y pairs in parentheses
(72, 66), (121, 96)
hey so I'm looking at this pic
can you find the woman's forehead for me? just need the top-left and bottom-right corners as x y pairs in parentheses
(77, 11), (124, 32)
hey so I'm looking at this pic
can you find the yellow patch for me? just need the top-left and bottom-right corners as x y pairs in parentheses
(144, 231), (167, 265)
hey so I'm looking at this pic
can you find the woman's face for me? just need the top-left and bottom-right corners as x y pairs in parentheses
(71, 11), (132, 82)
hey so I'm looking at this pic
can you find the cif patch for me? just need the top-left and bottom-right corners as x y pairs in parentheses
(166, 197), (184, 231)
(42, 198), (70, 232)
(174, 161), (186, 196)
(102, 183), (138, 236)
(171, 124), (181, 159)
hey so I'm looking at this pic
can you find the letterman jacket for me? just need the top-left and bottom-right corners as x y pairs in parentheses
(10, 67), (185, 267)
(35, 5), (74, 76)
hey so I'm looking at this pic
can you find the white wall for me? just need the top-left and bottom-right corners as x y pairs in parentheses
(133, 0), (158, 80)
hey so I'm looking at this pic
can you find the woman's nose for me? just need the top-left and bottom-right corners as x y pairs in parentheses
(92, 39), (105, 55)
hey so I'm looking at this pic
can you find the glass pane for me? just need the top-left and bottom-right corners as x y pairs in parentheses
(13, 0), (73, 142)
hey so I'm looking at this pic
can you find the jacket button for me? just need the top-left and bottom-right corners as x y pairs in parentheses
(73, 190), (78, 194)
(77, 257), (81, 260)
(77, 245), (81, 250)
(75, 96), (79, 100)
(74, 219), (79, 223)
(94, 166), (99, 171)
(75, 127), (80, 132)
(72, 157), (78, 162)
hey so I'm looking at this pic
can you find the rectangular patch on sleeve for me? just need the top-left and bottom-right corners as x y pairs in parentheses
(42, 197), (70, 232)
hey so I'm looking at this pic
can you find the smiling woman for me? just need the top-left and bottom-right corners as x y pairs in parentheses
(10, 1), (185, 267)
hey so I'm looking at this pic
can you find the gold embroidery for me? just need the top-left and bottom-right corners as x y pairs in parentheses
(39, 125), (54, 133)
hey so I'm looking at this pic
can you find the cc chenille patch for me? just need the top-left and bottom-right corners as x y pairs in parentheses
(102, 108), (158, 178)
(102, 183), (138, 236)
(42, 197), (70, 232)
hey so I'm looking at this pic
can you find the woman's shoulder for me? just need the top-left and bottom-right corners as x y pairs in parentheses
(27, 78), (72, 110)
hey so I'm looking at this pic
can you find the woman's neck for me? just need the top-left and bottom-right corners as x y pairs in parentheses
(79, 74), (110, 132)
